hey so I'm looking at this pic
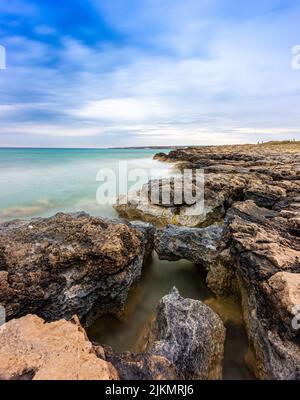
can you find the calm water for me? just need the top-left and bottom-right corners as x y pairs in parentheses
(0, 147), (172, 221)
(88, 253), (253, 380)
(0, 147), (252, 380)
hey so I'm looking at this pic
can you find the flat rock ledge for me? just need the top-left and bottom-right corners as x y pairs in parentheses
(0, 288), (225, 381)
(0, 212), (154, 325)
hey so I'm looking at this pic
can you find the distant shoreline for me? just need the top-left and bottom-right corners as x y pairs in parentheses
(0, 140), (298, 150)
(0, 146), (182, 150)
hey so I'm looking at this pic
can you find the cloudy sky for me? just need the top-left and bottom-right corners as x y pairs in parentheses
(0, 0), (300, 147)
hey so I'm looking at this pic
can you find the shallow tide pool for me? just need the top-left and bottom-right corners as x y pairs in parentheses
(87, 252), (254, 380)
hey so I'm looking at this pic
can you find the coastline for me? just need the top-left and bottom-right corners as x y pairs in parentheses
(0, 141), (299, 380)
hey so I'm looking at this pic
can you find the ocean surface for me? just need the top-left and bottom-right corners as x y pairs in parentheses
(0, 147), (172, 222)
(0, 147), (253, 380)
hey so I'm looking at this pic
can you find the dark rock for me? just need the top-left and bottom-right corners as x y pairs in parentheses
(146, 287), (226, 380)
(154, 224), (236, 296)
(0, 213), (154, 325)
(103, 348), (176, 380)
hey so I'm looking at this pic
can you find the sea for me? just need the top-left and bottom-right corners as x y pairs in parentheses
(0, 147), (172, 222)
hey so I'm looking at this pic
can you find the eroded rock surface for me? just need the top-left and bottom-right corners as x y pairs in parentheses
(146, 287), (226, 380)
(115, 173), (255, 228)
(0, 287), (225, 381)
(0, 315), (118, 380)
(154, 224), (236, 296)
(229, 200), (300, 379)
(0, 212), (154, 324)
(135, 142), (300, 380)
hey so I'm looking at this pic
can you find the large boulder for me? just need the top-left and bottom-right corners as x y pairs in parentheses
(114, 173), (256, 228)
(154, 224), (236, 296)
(0, 213), (154, 325)
(146, 287), (226, 380)
(0, 315), (118, 380)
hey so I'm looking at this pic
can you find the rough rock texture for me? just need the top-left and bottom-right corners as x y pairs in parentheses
(103, 348), (177, 380)
(229, 200), (300, 379)
(145, 287), (226, 380)
(118, 142), (300, 229)
(115, 173), (254, 228)
(144, 142), (300, 380)
(0, 212), (154, 325)
(154, 224), (236, 296)
(0, 314), (118, 380)
(267, 272), (300, 335)
(0, 286), (225, 381)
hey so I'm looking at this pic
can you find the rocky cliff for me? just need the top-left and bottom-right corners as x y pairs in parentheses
(116, 141), (300, 379)
(0, 212), (154, 325)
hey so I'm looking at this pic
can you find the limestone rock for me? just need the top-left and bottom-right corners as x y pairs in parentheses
(0, 315), (118, 380)
(146, 287), (226, 380)
(0, 212), (154, 325)
(104, 348), (177, 380)
(230, 200), (300, 379)
(152, 142), (300, 380)
(154, 224), (236, 296)
(266, 272), (300, 338)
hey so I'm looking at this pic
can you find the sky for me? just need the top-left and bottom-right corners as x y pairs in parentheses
(0, 0), (300, 147)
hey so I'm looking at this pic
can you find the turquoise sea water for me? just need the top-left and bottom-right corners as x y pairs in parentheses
(0, 147), (172, 221)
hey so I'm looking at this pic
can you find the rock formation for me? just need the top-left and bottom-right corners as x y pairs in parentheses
(146, 287), (226, 380)
(0, 141), (299, 381)
(153, 142), (300, 380)
(0, 288), (224, 381)
(0, 212), (154, 325)
(0, 314), (118, 380)
(116, 141), (300, 380)
(154, 224), (236, 296)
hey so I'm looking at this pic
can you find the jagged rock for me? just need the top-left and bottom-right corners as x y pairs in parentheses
(265, 272), (300, 339)
(154, 224), (236, 296)
(0, 315), (118, 380)
(154, 142), (300, 177)
(146, 287), (226, 380)
(0, 212), (154, 325)
(103, 348), (177, 380)
(152, 142), (300, 380)
(229, 200), (300, 380)
(115, 173), (254, 228)
(154, 224), (224, 265)
(0, 290), (225, 381)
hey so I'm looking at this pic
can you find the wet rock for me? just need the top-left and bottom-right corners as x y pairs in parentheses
(0, 213), (154, 325)
(0, 315), (118, 380)
(146, 287), (226, 380)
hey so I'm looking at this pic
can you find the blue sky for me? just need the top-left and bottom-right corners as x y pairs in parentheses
(0, 0), (300, 147)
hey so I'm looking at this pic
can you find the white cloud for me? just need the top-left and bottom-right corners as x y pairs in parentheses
(0, 0), (300, 146)
(67, 97), (173, 122)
